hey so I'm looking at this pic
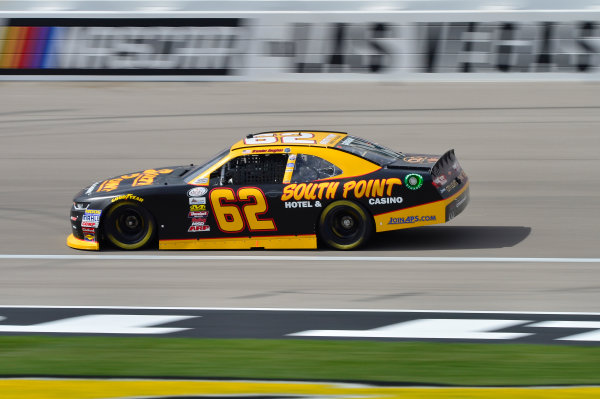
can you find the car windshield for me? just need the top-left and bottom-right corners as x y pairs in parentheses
(335, 136), (402, 165)
(184, 148), (229, 182)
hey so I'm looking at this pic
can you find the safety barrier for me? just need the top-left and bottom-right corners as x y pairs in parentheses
(0, 2), (599, 81)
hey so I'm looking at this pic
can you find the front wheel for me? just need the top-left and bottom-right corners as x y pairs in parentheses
(318, 200), (373, 250)
(104, 201), (155, 250)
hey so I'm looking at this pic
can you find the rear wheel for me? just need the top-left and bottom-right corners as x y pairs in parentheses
(318, 200), (373, 250)
(104, 201), (155, 250)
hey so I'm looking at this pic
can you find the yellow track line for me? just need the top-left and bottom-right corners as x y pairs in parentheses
(1, 379), (599, 399)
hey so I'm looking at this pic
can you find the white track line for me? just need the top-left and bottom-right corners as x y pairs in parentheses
(0, 305), (599, 316)
(0, 254), (599, 263)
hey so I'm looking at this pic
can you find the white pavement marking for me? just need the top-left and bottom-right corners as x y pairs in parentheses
(528, 321), (600, 342)
(289, 319), (532, 340)
(0, 314), (197, 334)
(0, 306), (600, 316)
(1, 254), (600, 263)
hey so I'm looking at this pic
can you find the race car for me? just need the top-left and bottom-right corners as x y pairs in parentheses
(67, 131), (469, 251)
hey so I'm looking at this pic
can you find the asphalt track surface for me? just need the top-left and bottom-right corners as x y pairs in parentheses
(0, 81), (599, 312)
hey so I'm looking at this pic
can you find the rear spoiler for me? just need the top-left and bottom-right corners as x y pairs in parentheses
(431, 149), (467, 199)
(430, 149), (456, 176)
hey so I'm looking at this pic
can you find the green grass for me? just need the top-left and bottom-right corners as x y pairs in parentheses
(0, 336), (599, 386)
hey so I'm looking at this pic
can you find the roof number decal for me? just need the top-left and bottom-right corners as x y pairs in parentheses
(244, 132), (316, 146)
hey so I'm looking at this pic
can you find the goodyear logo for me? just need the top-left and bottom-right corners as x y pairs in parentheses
(111, 194), (144, 203)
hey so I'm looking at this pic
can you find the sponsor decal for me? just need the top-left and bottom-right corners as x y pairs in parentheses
(189, 197), (206, 205)
(281, 178), (402, 202)
(188, 211), (209, 218)
(82, 209), (101, 228)
(319, 133), (338, 145)
(433, 175), (448, 186)
(82, 211), (101, 228)
(436, 171), (466, 194)
(388, 215), (436, 225)
(404, 173), (423, 190)
(284, 200), (322, 209)
(188, 225), (210, 232)
(82, 227), (95, 233)
(83, 234), (96, 242)
(341, 178), (402, 199)
(96, 178), (123, 192)
(340, 137), (354, 145)
(251, 149), (284, 154)
(97, 169), (173, 192)
(368, 197), (403, 205)
(283, 154), (297, 184)
(242, 149), (251, 154)
(84, 182), (99, 195)
(403, 156), (438, 164)
(190, 218), (207, 226)
(190, 204), (207, 211)
(111, 193), (144, 203)
(0, 18), (247, 75)
(187, 187), (208, 197)
(132, 169), (174, 187)
(191, 177), (209, 185)
(282, 182), (339, 201)
(84, 209), (102, 214)
(70, 216), (78, 222)
(443, 178), (460, 194)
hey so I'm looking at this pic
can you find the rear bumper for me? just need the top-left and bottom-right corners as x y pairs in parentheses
(66, 234), (100, 251)
(445, 185), (469, 222)
(374, 182), (469, 232)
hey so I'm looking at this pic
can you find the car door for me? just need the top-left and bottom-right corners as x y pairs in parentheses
(207, 153), (288, 237)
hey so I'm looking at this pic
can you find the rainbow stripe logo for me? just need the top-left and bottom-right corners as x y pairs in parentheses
(0, 25), (63, 69)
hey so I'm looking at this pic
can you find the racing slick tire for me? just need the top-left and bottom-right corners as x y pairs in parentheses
(318, 200), (373, 250)
(104, 201), (156, 250)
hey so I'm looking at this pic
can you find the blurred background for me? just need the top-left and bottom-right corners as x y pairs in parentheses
(0, 0), (599, 394)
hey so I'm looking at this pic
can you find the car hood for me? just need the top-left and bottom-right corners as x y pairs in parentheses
(79, 165), (191, 197)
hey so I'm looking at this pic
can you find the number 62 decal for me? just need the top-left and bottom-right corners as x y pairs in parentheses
(209, 187), (276, 233)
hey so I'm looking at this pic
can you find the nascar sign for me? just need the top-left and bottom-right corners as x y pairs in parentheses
(0, 18), (247, 75)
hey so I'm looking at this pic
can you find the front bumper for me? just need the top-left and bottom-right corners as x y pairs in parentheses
(67, 234), (100, 251)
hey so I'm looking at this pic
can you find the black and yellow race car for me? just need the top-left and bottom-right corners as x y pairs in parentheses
(68, 131), (469, 251)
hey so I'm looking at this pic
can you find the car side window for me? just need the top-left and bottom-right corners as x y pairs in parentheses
(210, 154), (288, 186)
(291, 154), (343, 183)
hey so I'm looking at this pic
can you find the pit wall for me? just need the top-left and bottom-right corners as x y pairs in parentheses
(0, 11), (599, 81)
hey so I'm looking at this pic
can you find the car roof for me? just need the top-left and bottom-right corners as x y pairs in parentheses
(230, 130), (348, 151)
